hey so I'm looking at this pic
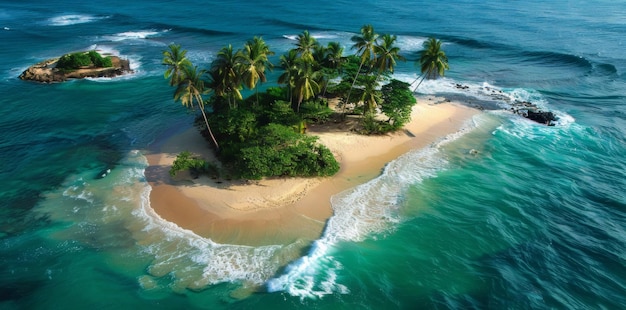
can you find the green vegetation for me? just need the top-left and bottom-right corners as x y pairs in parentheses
(169, 151), (218, 178)
(381, 79), (417, 130)
(412, 37), (449, 90)
(56, 50), (112, 70)
(163, 26), (448, 180)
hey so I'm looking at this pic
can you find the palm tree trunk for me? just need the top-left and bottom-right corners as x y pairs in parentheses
(342, 60), (365, 119)
(410, 73), (423, 91)
(196, 94), (220, 151)
(413, 75), (427, 92)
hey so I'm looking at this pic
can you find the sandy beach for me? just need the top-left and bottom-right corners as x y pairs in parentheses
(144, 98), (479, 246)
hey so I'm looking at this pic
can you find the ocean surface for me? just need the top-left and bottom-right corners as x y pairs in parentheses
(1, 0), (625, 308)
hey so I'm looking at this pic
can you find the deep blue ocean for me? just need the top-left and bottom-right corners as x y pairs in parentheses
(1, 1), (625, 309)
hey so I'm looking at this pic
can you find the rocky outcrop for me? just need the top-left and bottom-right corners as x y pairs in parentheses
(451, 83), (559, 126)
(19, 56), (132, 83)
(511, 101), (558, 126)
(525, 110), (558, 126)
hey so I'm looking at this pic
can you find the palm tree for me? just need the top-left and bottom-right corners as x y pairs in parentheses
(278, 49), (299, 104)
(373, 34), (405, 81)
(211, 44), (242, 109)
(295, 30), (318, 63)
(343, 25), (379, 117)
(352, 25), (379, 70)
(174, 65), (219, 150)
(359, 74), (380, 115)
(163, 44), (191, 86)
(413, 37), (449, 90)
(320, 41), (345, 96)
(238, 36), (274, 104)
(293, 60), (321, 112)
(324, 41), (345, 71)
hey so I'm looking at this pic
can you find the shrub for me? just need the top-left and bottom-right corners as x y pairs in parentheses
(299, 99), (333, 123)
(231, 124), (339, 180)
(88, 50), (113, 67)
(56, 51), (113, 70)
(266, 100), (301, 126)
(169, 151), (218, 178)
(381, 79), (416, 129)
(57, 52), (92, 69)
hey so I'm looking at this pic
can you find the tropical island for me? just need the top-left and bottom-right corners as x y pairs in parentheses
(161, 25), (448, 181)
(147, 24), (557, 246)
(144, 25), (479, 245)
(19, 50), (132, 82)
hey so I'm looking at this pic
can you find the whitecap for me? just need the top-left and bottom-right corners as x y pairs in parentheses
(48, 14), (107, 26)
(266, 127), (481, 298)
(103, 29), (169, 42)
(396, 35), (428, 52)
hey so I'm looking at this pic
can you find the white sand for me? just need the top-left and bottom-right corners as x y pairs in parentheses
(144, 100), (479, 245)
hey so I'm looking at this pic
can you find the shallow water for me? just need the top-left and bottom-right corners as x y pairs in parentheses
(1, 0), (625, 308)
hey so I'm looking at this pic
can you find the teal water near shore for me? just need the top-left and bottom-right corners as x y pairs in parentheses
(1, 1), (625, 308)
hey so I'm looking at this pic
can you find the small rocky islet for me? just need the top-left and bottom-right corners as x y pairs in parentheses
(19, 50), (132, 83)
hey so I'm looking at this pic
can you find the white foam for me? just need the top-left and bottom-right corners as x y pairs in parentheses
(62, 179), (95, 203)
(396, 35), (428, 52)
(310, 32), (339, 40)
(283, 32), (339, 40)
(104, 30), (167, 42)
(48, 14), (107, 26)
(77, 45), (143, 82)
(267, 129), (484, 298)
(283, 31), (351, 45)
(129, 152), (292, 287)
(393, 74), (576, 127)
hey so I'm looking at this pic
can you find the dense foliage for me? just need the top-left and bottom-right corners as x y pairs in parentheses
(163, 27), (448, 180)
(57, 50), (113, 70)
(207, 99), (338, 180)
(169, 151), (218, 178)
(381, 79), (417, 129)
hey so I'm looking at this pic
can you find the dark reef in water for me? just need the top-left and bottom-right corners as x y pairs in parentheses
(452, 83), (559, 126)
(510, 100), (558, 126)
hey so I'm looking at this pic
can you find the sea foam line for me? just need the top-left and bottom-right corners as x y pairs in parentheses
(130, 152), (288, 288)
(48, 14), (109, 26)
(266, 123), (478, 298)
(394, 74), (576, 127)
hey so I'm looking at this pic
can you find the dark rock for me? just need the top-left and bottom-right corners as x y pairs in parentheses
(525, 110), (557, 126)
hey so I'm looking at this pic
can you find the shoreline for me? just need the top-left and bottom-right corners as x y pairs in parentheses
(144, 99), (480, 246)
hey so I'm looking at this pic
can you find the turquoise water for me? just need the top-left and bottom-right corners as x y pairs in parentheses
(1, 1), (625, 308)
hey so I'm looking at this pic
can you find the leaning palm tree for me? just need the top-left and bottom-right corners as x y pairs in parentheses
(413, 37), (449, 90)
(174, 65), (219, 150)
(343, 25), (379, 117)
(163, 44), (191, 86)
(238, 36), (274, 104)
(373, 34), (405, 81)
